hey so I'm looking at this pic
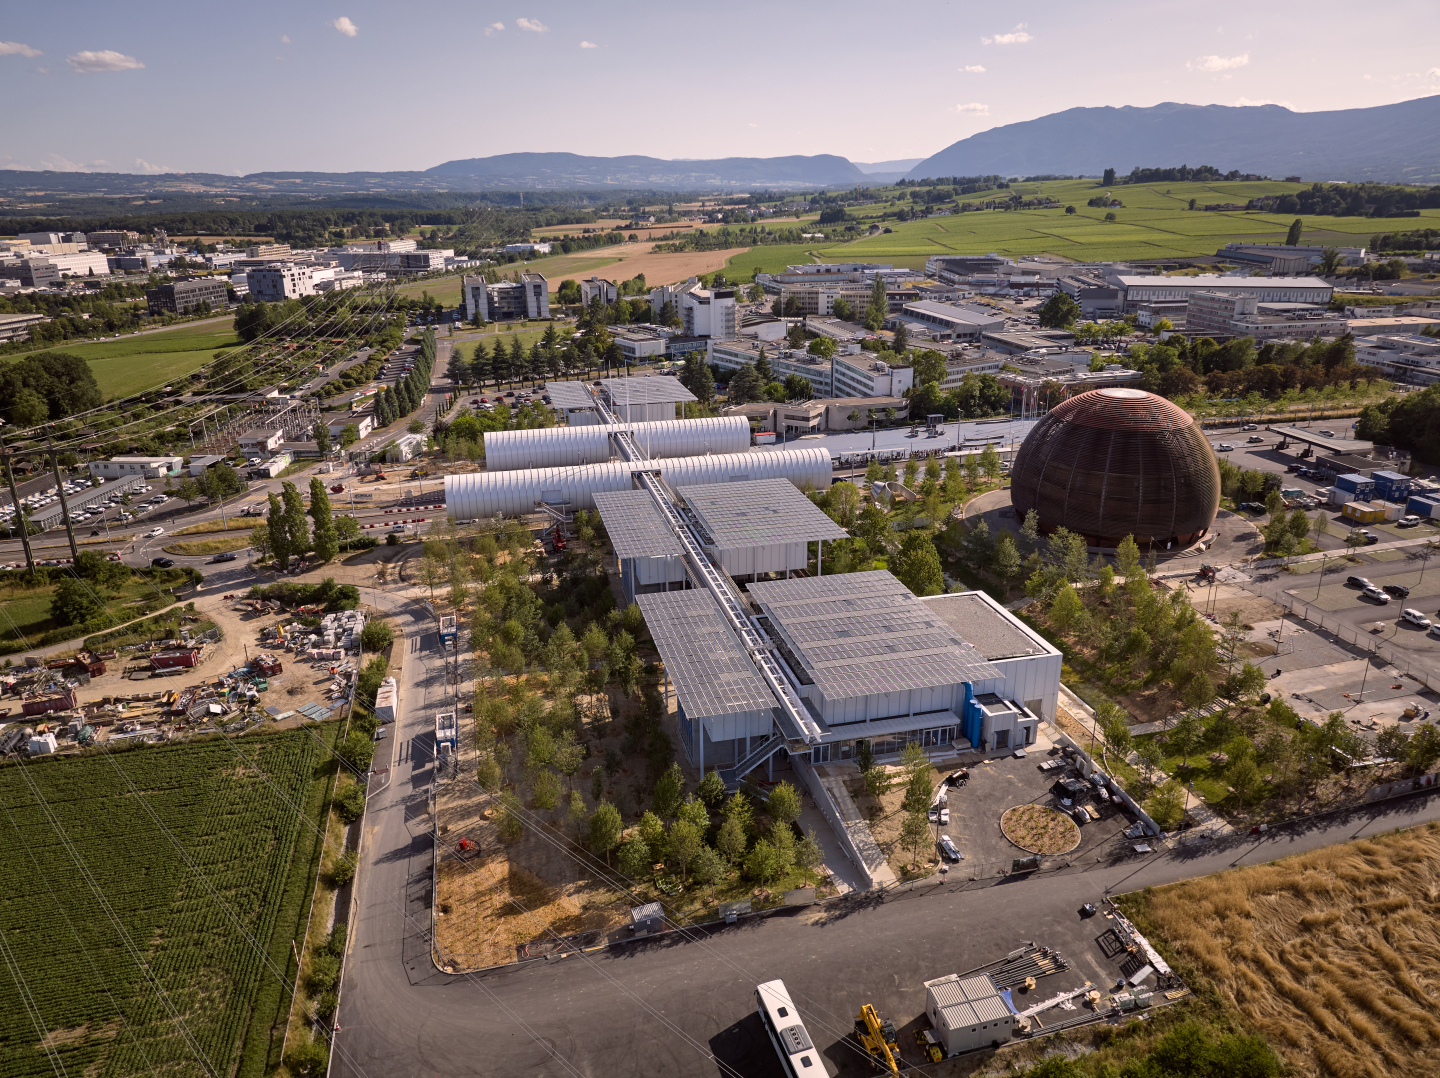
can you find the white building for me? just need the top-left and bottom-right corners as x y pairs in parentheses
(710, 339), (835, 397)
(1355, 334), (1440, 385)
(579, 276), (619, 305)
(35, 250), (110, 277)
(678, 478), (847, 580)
(682, 283), (737, 339)
(326, 414), (376, 440)
(461, 273), (549, 321)
(894, 301), (1006, 342)
(315, 268), (365, 293)
(384, 433), (426, 462)
(502, 242), (552, 255)
(923, 973), (1015, 1056)
(831, 353), (914, 398)
(1110, 274), (1333, 312)
(248, 262), (317, 302)
(88, 455), (184, 480)
(238, 429), (285, 454)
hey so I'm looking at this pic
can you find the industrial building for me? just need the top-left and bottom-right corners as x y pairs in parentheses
(923, 973), (1016, 1055)
(146, 277), (230, 315)
(1110, 274), (1333, 312)
(598, 375), (697, 423)
(892, 300), (1006, 342)
(88, 455), (184, 480)
(679, 478), (848, 580)
(593, 489), (690, 603)
(484, 415), (749, 471)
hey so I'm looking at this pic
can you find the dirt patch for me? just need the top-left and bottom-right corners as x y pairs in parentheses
(1000, 804), (1080, 854)
(1140, 822), (1440, 1078)
(1188, 583), (1284, 626)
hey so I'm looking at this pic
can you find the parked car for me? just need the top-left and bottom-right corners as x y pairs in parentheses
(1347, 575), (1372, 588)
(150, 557), (175, 568)
(1362, 585), (1391, 603)
(1318, 430), (1335, 437)
(1398, 515), (1423, 527)
(928, 806), (950, 825)
(1349, 530), (1379, 545)
(1384, 584), (1411, 599)
(1247, 435), (1264, 444)
(938, 835), (963, 862)
(1401, 608), (1432, 628)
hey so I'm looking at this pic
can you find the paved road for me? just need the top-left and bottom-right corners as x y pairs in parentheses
(331, 609), (1440, 1078)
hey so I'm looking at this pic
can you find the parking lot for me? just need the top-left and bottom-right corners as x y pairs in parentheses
(940, 738), (1146, 874)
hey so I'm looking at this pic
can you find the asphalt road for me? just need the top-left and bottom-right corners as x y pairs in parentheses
(331, 608), (1440, 1078)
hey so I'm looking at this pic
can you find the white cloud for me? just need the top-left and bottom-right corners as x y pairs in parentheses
(958, 64), (985, 73)
(516, 18), (548, 32)
(982, 24), (1030, 45)
(134, 158), (175, 174)
(0, 41), (42, 58)
(67, 50), (145, 73)
(281, 34), (291, 44)
(953, 102), (989, 115)
(332, 16), (358, 37)
(579, 40), (598, 48)
(485, 22), (504, 35)
(1188, 53), (1248, 72)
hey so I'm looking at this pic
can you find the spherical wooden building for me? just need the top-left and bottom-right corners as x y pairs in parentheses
(1010, 388), (1220, 549)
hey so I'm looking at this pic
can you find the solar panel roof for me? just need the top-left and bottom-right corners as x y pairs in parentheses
(634, 590), (778, 722)
(747, 571), (1001, 700)
(600, 375), (697, 405)
(592, 489), (685, 561)
(678, 479), (848, 549)
(542, 380), (599, 409)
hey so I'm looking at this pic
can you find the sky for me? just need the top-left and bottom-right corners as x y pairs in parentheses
(3, 0), (1439, 176)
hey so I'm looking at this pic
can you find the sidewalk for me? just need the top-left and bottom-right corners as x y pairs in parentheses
(794, 801), (870, 895)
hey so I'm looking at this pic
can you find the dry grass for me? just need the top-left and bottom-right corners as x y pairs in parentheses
(162, 535), (252, 556)
(1142, 823), (1440, 1077)
(1000, 804), (1080, 854)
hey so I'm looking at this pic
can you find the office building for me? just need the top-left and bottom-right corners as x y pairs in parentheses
(245, 243), (293, 261)
(461, 273), (549, 321)
(894, 300), (1006, 342)
(0, 312), (48, 343)
(147, 277), (230, 315)
(611, 325), (671, 363)
(1185, 291), (1347, 340)
(830, 353), (915, 398)
(579, 276), (618, 306)
(16, 260), (60, 288)
(248, 262), (317, 302)
(86, 230), (141, 248)
(682, 283), (737, 339)
(1110, 274), (1333, 312)
(88, 456), (184, 480)
(1354, 334), (1440, 385)
(710, 338), (834, 396)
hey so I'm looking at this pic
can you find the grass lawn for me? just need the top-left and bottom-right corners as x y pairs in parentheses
(15, 319), (241, 400)
(162, 535), (252, 556)
(0, 571), (190, 653)
(721, 244), (822, 282)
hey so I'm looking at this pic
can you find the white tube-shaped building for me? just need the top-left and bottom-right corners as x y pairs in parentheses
(446, 447), (833, 519)
(483, 416), (751, 471)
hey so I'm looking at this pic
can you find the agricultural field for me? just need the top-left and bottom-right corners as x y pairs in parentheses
(814, 178), (1438, 264)
(0, 726), (340, 1078)
(16, 318), (240, 401)
(1131, 823), (1440, 1077)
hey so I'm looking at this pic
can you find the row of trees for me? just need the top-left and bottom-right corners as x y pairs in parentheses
(253, 479), (358, 570)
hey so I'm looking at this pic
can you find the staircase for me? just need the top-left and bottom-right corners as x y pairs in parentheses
(718, 732), (788, 790)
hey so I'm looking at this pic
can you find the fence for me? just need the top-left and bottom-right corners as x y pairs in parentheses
(1269, 588), (1438, 692)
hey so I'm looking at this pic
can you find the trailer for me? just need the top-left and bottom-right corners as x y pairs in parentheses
(435, 711), (457, 756)
(22, 690), (78, 717)
(151, 647), (202, 670)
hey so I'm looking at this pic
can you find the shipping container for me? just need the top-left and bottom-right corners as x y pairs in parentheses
(22, 690), (78, 716)
(151, 648), (201, 670)
(1371, 469), (1412, 503)
(1334, 473), (1376, 500)
(1342, 501), (1386, 524)
(1407, 495), (1440, 518)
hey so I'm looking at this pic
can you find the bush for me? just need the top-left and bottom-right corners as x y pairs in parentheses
(360, 618), (394, 652)
(324, 923), (347, 957)
(386, 532), (400, 546)
(314, 990), (339, 1022)
(337, 730), (375, 772)
(285, 1037), (329, 1078)
(334, 782), (366, 823)
(307, 953), (340, 994)
(355, 655), (389, 707)
(330, 849), (358, 887)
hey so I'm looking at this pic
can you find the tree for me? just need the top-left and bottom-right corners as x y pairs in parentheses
(864, 275), (888, 331)
(755, 348), (774, 383)
(335, 514), (361, 550)
(891, 321), (909, 355)
(744, 839), (781, 886)
(890, 530), (944, 596)
(728, 362), (763, 404)
(1228, 756), (1263, 809)
(49, 577), (103, 626)
(281, 481), (310, 558)
(1406, 725), (1440, 775)
(900, 811), (931, 868)
(691, 844), (726, 893)
(783, 373), (814, 400)
(717, 814), (747, 865)
(767, 782), (802, 828)
(308, 478), (339, 563)
(1319, 247), (1343, 275)
(175, 477), (201, 507)
(249, 522), (272, 562)
(680, 353), (714, 404)
(1104, 211), (1117, 222)
(360, 618), (394, 651)
(1064, 205), (1076, 215)
(588, 801), (622, 864)
(1102, 168), (1116, 186)
(266, 491), (291, 570)
(533, 769), (561, 811)
(902, 764), (933, 815)
(696, 768), (726, 815)
(795, 829), (823, 874)
(653, 762), (685, 820)
(991, 533), (1022, 595)
(340, 423), (360, 447)
(1098, 703), (1133, 761)
(667, 818), (702, 882)
(1048, 583), (1086, 633)
(1146, 781), (1186, 831)
(1285, 218), (1303, 246)
(313, 421), (331, 456)
(617, 834), (652, 879)
(1168, 712), (1205, 768)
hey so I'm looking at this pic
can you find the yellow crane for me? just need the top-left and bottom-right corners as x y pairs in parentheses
(854, 1003), (900, 1076)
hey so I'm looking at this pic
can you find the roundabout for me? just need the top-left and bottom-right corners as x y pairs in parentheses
(1000, 803), (1082, 855)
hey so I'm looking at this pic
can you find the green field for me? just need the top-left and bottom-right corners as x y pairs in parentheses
(805, 178), (1439, 264)
(0, 570), (194, 655)
(0, 726), (340, 1078)
(15, 319), (240, 400)
(720, 244), (824, 282)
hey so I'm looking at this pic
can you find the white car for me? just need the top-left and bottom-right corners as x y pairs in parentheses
(1362, 585), (1391, 603)
(1402, 609), (1432, 628)
(928, 806), (951, 825)
(1216, 443), (1234, 452)
(145, 527), (164, 538)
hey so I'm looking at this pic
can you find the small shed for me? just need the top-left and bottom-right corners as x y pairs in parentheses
(923, 973), (1016, 1056)
(374, 676), (398, 724)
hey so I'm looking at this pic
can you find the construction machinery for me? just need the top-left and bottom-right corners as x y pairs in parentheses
(854, 1004), (900, 1076)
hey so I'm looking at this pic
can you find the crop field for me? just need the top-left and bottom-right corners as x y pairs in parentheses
(1135, 823), (1440, 1078)
(813, 178), (1439, 264)
(0, 727), (339, 1078)
(15, 319), (240, 401)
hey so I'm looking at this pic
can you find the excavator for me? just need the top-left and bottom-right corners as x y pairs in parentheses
(854, 1004), (900, 1076)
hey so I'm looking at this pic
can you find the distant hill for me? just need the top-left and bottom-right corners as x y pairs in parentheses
(425, 152), (866, 189)
(906, 96), (1440, 184)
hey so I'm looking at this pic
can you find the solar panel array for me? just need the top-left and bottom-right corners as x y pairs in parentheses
(679, 478), (848, 549)
(600, 375), (698, 405)
(592, 489), (685, 560)
(542, 381), (599, 409)
(747, 571), (1001, 700)
(634, 590), (778, 722)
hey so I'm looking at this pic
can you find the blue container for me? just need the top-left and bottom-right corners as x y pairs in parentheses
(1334, 473), (1375, 500)
(1371, 469), (1412, 503)
(1407, 495), (1440, 519)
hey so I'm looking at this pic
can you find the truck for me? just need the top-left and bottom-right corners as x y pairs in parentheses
(435, 711), (457, 756)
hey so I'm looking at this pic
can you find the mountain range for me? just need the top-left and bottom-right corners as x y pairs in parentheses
(906, 96), (1440, 184)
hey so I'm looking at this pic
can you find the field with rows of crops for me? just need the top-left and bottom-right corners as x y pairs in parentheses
(0, 725), (341, 1078)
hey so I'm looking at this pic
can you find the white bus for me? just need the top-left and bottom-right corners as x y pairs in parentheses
(755, 979), (834, 1077)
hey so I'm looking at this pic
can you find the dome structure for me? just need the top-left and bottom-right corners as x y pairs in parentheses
(1010, 388), (1220, 549)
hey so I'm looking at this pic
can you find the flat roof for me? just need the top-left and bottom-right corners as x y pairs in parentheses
(600, 375), (696, 405)
(747, 571), (1001, 701)
(1115, 275), (1330, 288)
(592, 489), (685, 560)
(634, 590), (777, 723)
(1266, 424), (1371, 454)
(920, 592), (1055, 661)
(679, 479), (848, 549)
(542, 380), (598, 409)
(901, 301), (1003, 326)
